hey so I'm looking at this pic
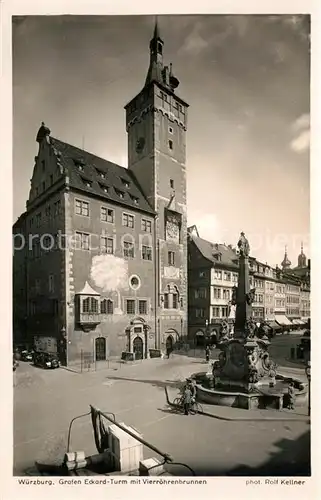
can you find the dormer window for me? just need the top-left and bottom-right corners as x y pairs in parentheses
(96, 168), (106, 179)
(121, 178), (130, 188)
(115, 188), (125, 199)
(129, 194), (139, 204)
(99, 183), (109, 194)
(81, 176), (93, 188)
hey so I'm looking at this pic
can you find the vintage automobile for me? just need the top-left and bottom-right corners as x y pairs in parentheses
(20, 350), (34, 362)
(33, 352), (60, 369)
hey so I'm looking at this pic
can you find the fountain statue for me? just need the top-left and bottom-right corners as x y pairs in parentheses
(190, 232), (309, 410)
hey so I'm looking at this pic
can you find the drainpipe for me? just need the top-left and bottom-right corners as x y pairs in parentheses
(154, 214), (159, 349)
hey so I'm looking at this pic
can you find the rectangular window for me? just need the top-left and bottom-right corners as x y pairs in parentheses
(142, 245), (152, 261)
(36, 212), (41, 227)
(48, 274), (54, 293)
(45, 205), (51, 219)
(168, 251), (175, 266)
(122, 213), (134, 228)
(101, 237), (114, 254)
(170, 179), (174, 188)
(172, 294), (178, 309)
(75, 232), (90, 250)
(138, 300), (147, 315)
(168, 139), (173, 150)
(126, 299), (136, 315)
(195, 308), (205, 318)
(164, 293), (169, 309)
(141, 218), (152, 233)
(101, 299), (113, 315)
(195, 288), (206, 299)
(215, 270), (222, 280)
(101, 206), (114, 223)
(123, 241), (134, 259)
(75, 199), (89, 217)
(54, 200), (61, 216)
(83, 297), (98, 314)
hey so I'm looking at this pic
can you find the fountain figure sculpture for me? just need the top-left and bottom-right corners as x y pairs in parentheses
(189, 232), (308, 411)
(212, 232), (276, 395)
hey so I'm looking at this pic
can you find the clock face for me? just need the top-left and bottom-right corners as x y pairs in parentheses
(136, 137), (145, 154)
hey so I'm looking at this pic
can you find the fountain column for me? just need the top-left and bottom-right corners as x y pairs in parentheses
(234, 233), (254, 338)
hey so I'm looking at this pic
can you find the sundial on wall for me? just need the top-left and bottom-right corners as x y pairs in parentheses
(166, 212), (180, 243)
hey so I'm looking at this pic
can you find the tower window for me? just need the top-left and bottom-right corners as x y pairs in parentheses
(170, 179), (174, 189)
(158, 42), (163, 54)
(169, 127), (173, 134)
(168, 140), (173, 150)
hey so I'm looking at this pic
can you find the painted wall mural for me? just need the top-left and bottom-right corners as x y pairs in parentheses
(90, 255), (129, 314)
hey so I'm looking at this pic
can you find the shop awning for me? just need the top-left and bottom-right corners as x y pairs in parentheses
(267, 321), (282, 330)
(298, 319), (307, 325)
(292, 319), (300, 325)
(274, 315), (292, 326)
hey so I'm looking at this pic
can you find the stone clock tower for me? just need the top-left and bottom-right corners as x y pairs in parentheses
(125, 20), (189, 349)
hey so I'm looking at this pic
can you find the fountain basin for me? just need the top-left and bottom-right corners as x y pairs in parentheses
(192, 372), (308, 411)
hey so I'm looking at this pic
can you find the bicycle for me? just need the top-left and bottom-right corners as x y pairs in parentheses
(172, 395), (203, 415)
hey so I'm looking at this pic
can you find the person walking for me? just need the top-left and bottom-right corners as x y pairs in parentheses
(183, 385), (192, 415)
(287, 382), (296, 410)
(205, 345), (210, 363)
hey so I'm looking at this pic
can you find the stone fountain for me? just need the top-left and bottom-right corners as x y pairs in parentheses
(192, 233), (308, 410)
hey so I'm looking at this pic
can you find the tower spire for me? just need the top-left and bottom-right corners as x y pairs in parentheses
(281, 245), (291, 270)
(298, 241), (307, 268)
(153, 15), (160, 39)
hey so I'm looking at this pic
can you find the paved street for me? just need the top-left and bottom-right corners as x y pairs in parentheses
(14, 341), (310, 477)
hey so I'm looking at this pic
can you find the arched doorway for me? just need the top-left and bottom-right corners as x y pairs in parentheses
(210, 329), (218, 347)
(133, 336), (144, 360)
(166, 335), (173, 351)
(195, 331), (205, 347)
(95, 337), (106, 361)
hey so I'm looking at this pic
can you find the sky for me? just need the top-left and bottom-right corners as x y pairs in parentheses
(12, 14), (310, 268)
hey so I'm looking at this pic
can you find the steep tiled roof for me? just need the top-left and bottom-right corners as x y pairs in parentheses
(191, 236), (239, 268)
(50, 138), (155, 215)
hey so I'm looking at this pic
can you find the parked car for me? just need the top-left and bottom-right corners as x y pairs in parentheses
(20, 350), (34, 362)
(33, 352), (60, 369)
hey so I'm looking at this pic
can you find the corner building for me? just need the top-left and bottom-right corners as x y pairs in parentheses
(12, 22), (188, 367)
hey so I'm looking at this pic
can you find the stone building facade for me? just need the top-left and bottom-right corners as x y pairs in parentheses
(12, 22), (188, 366)
(187, 229), (310, 346)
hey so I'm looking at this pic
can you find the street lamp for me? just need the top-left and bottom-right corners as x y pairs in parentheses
(305, 361), (311, 417)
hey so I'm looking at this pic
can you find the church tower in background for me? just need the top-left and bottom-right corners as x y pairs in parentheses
(125, 19), (188, 349)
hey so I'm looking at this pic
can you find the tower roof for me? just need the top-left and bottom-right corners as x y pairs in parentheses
(152, 16), (162, 42)
(144, 18), (180, 93)
(298, 242), (307, 268)
(281, 246), (291, 269)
